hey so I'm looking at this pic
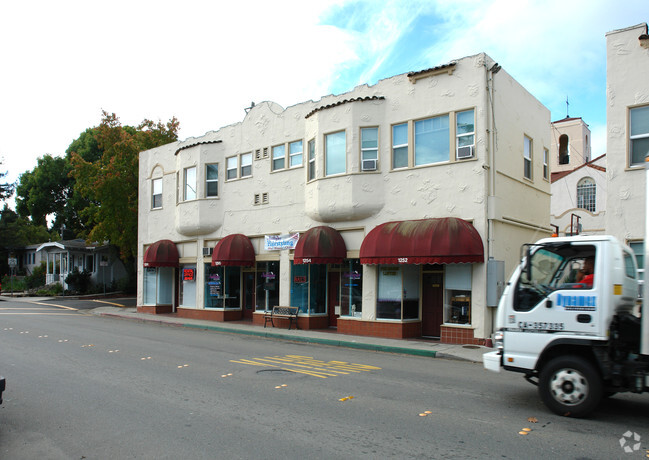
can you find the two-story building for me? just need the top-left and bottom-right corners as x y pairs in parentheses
(137, 52), (552, 344)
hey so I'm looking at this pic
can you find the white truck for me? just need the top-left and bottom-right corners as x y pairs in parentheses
(483, 234), (646, 417)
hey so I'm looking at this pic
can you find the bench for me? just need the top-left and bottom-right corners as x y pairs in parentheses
(264, 306), (299, 330)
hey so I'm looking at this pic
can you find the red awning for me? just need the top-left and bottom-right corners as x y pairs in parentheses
(212, 234), (255, 267)
(360, 218), (484, 265)
(294, 226), (347, 264)
(143, 240), (179, 267)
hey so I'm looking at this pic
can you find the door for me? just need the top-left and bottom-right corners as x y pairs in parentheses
(421, 272), (443, 337)
(242, 272), (256, 320)
(327, 271), (341, 327)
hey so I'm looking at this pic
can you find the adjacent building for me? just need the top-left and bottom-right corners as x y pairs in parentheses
(137, 52), (551, 344)
(550, 116), (606, 235)
(605, 23), (649, 281)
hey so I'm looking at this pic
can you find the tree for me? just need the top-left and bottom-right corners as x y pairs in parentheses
(15, 154), (72, 228)
(0, 162), (14, 200)
(70, 111), (179, 263)
(0, 205), (51, 276)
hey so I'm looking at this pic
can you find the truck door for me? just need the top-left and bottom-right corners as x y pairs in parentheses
(511, 243), (600, 335)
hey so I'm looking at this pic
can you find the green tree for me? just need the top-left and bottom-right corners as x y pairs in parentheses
(15, 154), (72, 229)
(0, 161), (14, 200)
(70, 111), (179, 263)
(0, 205), (51, 276)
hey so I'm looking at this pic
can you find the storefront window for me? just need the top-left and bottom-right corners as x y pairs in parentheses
(290, 262), (327, 314)
(204, 265), (241, 309)
(444, 264), (472, 324)
(180, 265), (197, 308)
(255, 261), (280, 311)
(340, 260), (362, 317)
(377, 265), (420, 320)
(144, 266), (173, 306)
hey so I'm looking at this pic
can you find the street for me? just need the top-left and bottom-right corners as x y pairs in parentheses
(1, 298), (649, 459)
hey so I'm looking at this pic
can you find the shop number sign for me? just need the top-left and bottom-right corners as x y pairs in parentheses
(183, 268), (195, 281)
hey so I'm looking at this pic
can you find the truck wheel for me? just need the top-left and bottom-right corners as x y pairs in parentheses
(538, 355), (602, 417)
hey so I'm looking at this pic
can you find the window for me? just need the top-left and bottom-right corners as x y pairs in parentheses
(308, 139), (316, 181)
(630, 105), (649, 166)
(376, 265), (419, 320)
(543, 148), (549, 180)
(415, 115), (449, 166)
(361, 127), (378, 171)
(240, 153), (252, 177)
(152, 178), (162, 209)
(290, 262), (327, 314)
(179, 264), (197, 308)
(392, 123), (408, 168)
(577, 177), (596, 212)
(325, 131), (346, 176)
(289, 140), (303, 168)
(559, 134), (569, 165)
(272, 144), (285, 171)
(255, 261), (280, 311)
(629, 241), (644, 285)
(205, 164), (218, 198)
(184, 167), (196, 201)
(523, 135), (532, 180)
(339, 260), (363, 317)
(456, 110), (474, 159)
(226, 156), (237, 180)
(204, 265), (241, 309)
(226, 153), (252, 180)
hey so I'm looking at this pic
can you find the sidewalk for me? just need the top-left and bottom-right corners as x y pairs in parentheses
(90, 306), (490, 363)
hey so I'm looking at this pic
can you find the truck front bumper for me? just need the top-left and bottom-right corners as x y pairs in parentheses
(483, 351), (502, 373)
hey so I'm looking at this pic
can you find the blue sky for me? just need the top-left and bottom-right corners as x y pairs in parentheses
(1, 0), (647, 203)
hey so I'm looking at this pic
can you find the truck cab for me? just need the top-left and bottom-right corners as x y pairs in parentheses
(484, 235), (644, 416)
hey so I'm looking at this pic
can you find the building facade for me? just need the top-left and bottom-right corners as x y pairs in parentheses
(549, 117), (606, 235)
(137, 53), (551, 344)
(605, 23), (649, 280)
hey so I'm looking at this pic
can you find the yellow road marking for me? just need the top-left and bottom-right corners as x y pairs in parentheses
(230, 355), (381, 379)
(0, 313), (80, 316)
(28, 301), (78, 311)
(91, 299), (128, 307)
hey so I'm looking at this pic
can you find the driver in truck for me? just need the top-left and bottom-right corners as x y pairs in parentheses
(576, 256), (594, 288)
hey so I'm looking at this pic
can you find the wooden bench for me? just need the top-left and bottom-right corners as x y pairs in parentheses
(264, 306), (299, 330)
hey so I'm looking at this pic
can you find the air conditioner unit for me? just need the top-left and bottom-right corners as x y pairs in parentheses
(362, 159), (377, 171)
(457, 145), (474, 159)
(202, 247), (213, 256)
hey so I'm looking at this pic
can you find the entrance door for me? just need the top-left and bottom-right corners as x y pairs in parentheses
(242, 272), (256, 320)
(327, 271), (340, 327)
(421, 272), (443, 337)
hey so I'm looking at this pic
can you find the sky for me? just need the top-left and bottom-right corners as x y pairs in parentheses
(1, 0), (647, 207)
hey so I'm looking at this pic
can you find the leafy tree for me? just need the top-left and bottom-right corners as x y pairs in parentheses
(15, 154), (72, 228)
(0, 205), (51, 276)
(70, 111), (179, 263)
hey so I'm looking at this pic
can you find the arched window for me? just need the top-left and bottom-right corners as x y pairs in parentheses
(559, 134), (569, 164)
(577, 177), (596, 212)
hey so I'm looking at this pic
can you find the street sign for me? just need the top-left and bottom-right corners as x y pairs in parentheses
(8, 258), (17, 268)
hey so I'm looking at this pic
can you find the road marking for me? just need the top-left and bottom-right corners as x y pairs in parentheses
(26, 301), (78, 311)
(0, 313), (80, 316)
(230, 355), (381, 379)
(91, 299), (129, 307)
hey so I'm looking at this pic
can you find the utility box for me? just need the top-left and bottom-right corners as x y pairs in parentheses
(487, 259), (505, 307)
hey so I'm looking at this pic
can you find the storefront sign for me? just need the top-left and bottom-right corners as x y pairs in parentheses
(264, 233), (299, 251)
(343, 272), (361, 279)
(262, 272), (276, 280)
(294, 276), (307, 283)
(183, 268), (195, 281)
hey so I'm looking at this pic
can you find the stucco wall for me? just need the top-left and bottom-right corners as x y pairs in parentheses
(606, 23), (649, 244)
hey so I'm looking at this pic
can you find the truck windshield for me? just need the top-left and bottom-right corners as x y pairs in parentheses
(514, 244), (596, 312)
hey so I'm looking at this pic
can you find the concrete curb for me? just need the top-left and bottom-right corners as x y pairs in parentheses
(97, 311), (438, 358)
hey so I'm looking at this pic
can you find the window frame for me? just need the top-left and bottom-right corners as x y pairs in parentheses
(523, 135), (533, 180)
(576, 177), (596, 212)
(630, 105), (649, 167)
(392, 122), (409, 169)
(414, 114), (450, 167)
(455, 109), (475, 160)
(226, 156), (238, 181)
(543, 148), (549, 180)
(226, 154), (252, 181)
(183, 166), (197, 201)
(307, 138), (316, 181)
(271, 144), (286, 171)
(205, 163), (218, 198)
(324, 130), (346, 177)
(360, 127), (379, 171)
(240, 152), (252, 178)
(289, 140), (303, 168)
(151, 177), (162, 209)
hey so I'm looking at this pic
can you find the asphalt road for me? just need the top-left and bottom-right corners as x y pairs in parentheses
(1, 298), (649, 459)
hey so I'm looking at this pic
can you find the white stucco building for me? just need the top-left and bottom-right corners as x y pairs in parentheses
(550, 116), (606, 235)
(605, 23), (649, 280)
(137, 52), (551, 344)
